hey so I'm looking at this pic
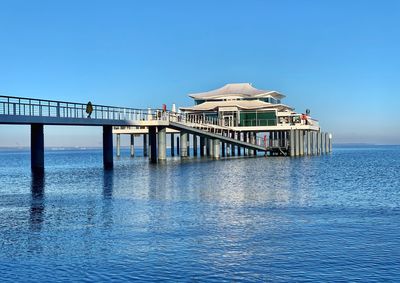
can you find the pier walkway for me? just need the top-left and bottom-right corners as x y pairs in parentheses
(0, 95), (270, 171)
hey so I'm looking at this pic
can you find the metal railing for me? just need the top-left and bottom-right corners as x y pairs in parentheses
(0, 95), (160, 121)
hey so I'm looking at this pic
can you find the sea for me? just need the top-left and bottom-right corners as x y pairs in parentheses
(0, 145), (399, 282)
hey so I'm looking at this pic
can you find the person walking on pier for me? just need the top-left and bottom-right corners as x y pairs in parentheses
(86, 101), (93, 118)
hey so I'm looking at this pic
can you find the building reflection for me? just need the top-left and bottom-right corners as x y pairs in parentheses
(30, 171), (45, 232)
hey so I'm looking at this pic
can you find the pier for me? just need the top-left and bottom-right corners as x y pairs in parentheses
(0, 94), (332, 172)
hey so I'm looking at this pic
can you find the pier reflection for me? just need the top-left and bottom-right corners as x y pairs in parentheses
(103, 170), (114, 199)
(102, 170), (114, 229)
(30, 171), (45, 232)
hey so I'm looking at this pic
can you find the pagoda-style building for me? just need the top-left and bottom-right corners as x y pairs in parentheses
(180, 83), (318, 129)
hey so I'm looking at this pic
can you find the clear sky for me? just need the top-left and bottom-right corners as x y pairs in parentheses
(1, 0), (399, 146)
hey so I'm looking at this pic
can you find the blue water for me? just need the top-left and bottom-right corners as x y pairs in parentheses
(1, 146), (400, 282)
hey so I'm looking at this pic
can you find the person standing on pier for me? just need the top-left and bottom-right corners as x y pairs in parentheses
(86, 101), (93, 118)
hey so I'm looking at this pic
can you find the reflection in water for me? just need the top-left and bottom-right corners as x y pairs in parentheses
(103, 170), (114, 199)
(102, 170), (114, 229)
(30, 171), (45, 232)
(28, 171), (45, 255)
(1, 147), (399, 281)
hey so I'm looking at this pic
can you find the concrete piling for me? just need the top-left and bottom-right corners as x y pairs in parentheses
(170, 133), (175, 157)
(193, 135), (198, 157)
(299, 130), (304, 156)
(130, 134), (135, 157)
(187, 134), (190, 157)
(31, 124), (45, 172)
(102, 125), (113, 169)
(200, 136), (205, 157)
(325, 133), (329, 154)
(213, 139), (220, 159)
(295, 130), (300, 156)
(209, 138), (214, 158)
(231, 132), (235, 156)
(116, 134), (121, 157)
(290, 129), (295, 157)
(180, 132), (188, 157)
(177, 136), (180, 156)
(249, 132), (255, 155)
(149, 126), (157, 163)
(143, 134), (148, 157)
(237, 132), (242, 156)
(158, 127), (166, 161)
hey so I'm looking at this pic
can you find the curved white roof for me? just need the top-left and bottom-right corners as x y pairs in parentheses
(189, 83), (285, 100)
(180, 100), (293, 112)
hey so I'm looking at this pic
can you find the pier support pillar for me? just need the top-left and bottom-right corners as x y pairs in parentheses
(177, 136), (180, 156)
(313, 132), (317, 155)
(130, 134), (135, 157)
(213, 139), (220, 159)
(180, 132), (188, 157)
(306, 131), (310, 156)
(249, 132), (255, 156)
(231, 132), (235, 156)
(325, 133), (329, 154)
(158, 126), (167, 161)
(290, 129), (295, 157)
(325, 133), (328, 154)
(103, 125), (113, 170)
(299, 130), (304, 156)
(143, 134), (148, 157)
(193, 135), (198, 157)
(170, 134), (175, 157)
(116, 134), (121, 157)
(243, 133), (247, 156)
(221, 142), (226, 157)
(320, 132), (323, 155)
(269, 132), (273, 148)
(237, 133), (242, 156)
(317, 132), (321, 155)
(31, 124), (44, 172)
(187, 134), (190, 157)
(295, 130), (300, 156)
(209, 138), (214, 158)
(310, 132), (314, 155)
(200, 136), (205, 156)
(329, 133), (332, 153)
(149, 126), (157, 163)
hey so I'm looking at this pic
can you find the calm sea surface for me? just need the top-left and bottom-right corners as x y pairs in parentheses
(0, 146), (399, 282)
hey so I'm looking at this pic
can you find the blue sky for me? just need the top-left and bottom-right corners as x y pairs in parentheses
(1, 0), (399, 146)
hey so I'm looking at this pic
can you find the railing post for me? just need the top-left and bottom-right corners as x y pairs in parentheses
(57, 102), (60, 117)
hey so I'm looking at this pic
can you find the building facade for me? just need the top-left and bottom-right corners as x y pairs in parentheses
(180, 83), (318, 129)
